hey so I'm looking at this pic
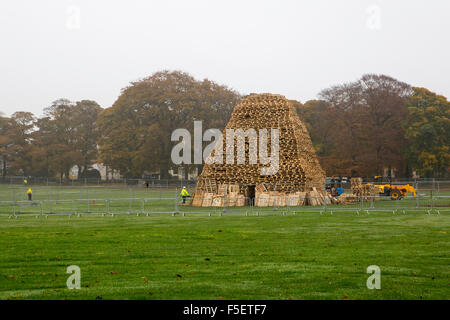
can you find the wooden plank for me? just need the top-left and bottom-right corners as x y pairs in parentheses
(202, 193), (213, 207)
(212, 195), (224, 207)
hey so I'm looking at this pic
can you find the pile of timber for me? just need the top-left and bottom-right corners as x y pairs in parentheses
(191, 184), (329, 207)
(334, 194), (358, 205)
(253, 185), (329, 207)
(192, 94), (327, 207)
(191, 184), (246, 207)
(351, 178), (377, 201)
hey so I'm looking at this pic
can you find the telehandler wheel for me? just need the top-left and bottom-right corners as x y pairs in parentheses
(390, 189), (402, 200)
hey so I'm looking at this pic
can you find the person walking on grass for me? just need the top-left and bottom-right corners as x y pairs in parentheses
(180, 186), (190, 204)
(27, 188), (32, 201)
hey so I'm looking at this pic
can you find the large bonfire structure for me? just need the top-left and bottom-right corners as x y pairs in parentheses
(191, 93), (327, 207)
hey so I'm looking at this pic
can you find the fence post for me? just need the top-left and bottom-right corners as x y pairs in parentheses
(437, 180), (440, 198)
(273, 183), (278, 211)
(174, 186), (179, 214)
(49, 187), (53, 214)
(371, 191), (375, 209)
(415, 181), (419, 209)
(132, 188), (135, 212)
(128, 188), (132, 213)
(12, 188), (16, 210)
(431, 178), (435, 210)
(360, 190), (363, 211)
(87, 186), (90, 213)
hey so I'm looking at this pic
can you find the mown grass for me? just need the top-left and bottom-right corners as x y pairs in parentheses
(0, 210), (448, 300)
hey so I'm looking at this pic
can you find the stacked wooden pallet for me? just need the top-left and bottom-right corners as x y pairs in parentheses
(336, 194), (357, 204)
(191, 192), (204, 206)
(193, 186), (331, 208)
(306, 187), (328, 206)
(351, 178), (376, 200)
(192, 93), (326, 207)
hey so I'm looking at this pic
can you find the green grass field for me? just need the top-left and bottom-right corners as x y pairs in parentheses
(0, 184), (449, 300)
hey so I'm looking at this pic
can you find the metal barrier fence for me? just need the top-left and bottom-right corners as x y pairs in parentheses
(0, 176), (197, 188)
(0, 180), (449, 218)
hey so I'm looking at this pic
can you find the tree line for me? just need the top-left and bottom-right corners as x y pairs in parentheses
(296, 74), (449, 178)
(1, 71), (448, 179)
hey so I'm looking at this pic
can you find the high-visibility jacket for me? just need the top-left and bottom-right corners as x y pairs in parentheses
(27, 188), (32, 194)
(180, 189), (189, 196)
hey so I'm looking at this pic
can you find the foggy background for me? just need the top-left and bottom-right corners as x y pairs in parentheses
(1, 0), (449, 116)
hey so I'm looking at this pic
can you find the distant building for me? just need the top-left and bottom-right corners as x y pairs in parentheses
(68, 164), (199, 181)
(168, 167), (199, 180)
(69, 164), (121, 180)
(92, 163), (122, 180)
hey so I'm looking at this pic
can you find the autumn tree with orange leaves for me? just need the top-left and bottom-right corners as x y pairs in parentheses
(97, 70), (241, 178)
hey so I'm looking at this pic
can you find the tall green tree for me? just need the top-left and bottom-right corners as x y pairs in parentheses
(30, 116), (58, 177)
(404, 87), (450, 177)
(97, 70), (241, 178)
(42, 99), (80, 178)
(8, 112), (35, 175)
(0, 112), (35, 176)
(71, 100), (103, 178)
(0, 115), (13, 176)
(31, 99), (103, 178)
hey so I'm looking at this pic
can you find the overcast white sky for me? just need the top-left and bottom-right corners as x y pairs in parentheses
(0, 0), (449, 117)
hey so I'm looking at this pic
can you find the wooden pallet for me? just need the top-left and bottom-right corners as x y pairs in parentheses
(192, 94), (326, 207)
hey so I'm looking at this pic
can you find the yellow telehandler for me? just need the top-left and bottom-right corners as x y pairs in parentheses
(366, 176), (417, 200)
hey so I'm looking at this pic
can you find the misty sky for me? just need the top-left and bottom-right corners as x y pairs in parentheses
(0, 0), (449, 117)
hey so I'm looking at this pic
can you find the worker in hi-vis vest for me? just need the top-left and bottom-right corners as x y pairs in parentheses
(27, 188), (32, 201)
(180, 187), (190, 204)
